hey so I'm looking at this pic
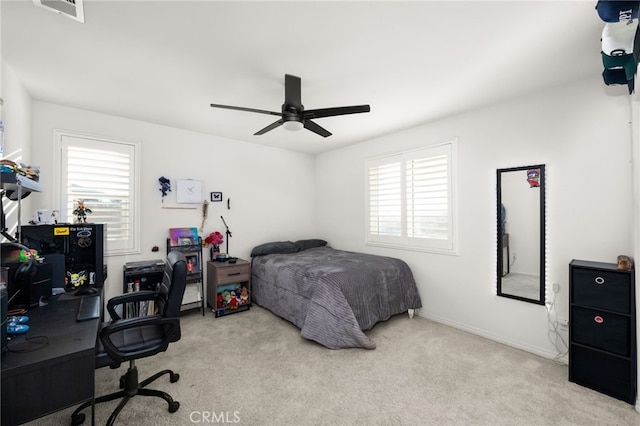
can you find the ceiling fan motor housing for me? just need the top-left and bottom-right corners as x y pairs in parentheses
(210, 74), (370, 137)
(282, 104), (304, 123)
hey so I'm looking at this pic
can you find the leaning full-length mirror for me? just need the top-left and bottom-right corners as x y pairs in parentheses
(497, 165), (545, 304)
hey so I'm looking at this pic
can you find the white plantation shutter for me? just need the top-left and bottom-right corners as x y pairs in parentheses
(366, 140), (456, 253)
(368, 160), (402, 236)
(56, 131), (140, 255)
(406, 154), (449, 240)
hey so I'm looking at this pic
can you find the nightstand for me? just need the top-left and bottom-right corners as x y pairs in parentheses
(207, 259), (251, 317)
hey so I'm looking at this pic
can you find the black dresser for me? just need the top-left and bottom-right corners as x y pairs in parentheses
(569, 259), (636, 403)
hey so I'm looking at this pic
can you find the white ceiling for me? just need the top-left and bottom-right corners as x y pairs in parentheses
(2, 1), (604, 154)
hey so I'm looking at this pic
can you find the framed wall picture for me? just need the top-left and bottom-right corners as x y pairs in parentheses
(210, 192), (223, 202)
(176, 179), (203, 204)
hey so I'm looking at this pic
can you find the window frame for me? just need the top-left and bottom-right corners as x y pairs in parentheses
(53, 129), (141, 257)
(365, 138), (458, 255)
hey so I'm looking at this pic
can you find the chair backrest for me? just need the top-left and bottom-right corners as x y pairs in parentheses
(97, 250), (188, 367)
(157, 250), (188, 319)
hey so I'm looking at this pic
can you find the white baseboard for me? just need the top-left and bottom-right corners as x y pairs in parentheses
(416, 311), (560, 360)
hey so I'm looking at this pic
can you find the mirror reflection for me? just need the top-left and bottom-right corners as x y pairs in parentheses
(497, 165), (545, 304)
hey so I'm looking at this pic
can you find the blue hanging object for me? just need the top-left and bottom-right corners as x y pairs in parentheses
(158, 176), (171, 200)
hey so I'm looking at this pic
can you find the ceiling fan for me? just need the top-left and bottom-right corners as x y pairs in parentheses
(210, 74), (370, 137)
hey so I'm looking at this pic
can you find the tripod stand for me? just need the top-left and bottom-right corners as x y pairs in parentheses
(220, 216), (232, 255)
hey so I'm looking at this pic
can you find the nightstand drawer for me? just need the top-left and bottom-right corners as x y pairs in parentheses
(571, 306), (630, 356)
(215, 264), (250, 284)
(571, 267), (631, 313)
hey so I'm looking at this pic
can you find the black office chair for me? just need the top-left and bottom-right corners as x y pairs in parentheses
(71, 251), (188, 426)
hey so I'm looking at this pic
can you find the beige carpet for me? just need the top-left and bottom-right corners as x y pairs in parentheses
(29, 305), (638, 425)
(500, 273), (540, 300)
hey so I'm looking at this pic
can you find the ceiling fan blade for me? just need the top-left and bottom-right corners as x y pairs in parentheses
(210, 103), (281, 117)
(284, 74), (303, 110)
(304, 120), (332, 137)
(254, 119), (284, 135)
(303, 105), (371, 119)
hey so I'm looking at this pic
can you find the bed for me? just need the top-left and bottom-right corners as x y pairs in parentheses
(250, 240), (422, 349)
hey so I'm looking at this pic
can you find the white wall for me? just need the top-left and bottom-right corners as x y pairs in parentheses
(1, 61), (33, 237)
(29, 101), (317, 302)
(315, 76), (633, 359)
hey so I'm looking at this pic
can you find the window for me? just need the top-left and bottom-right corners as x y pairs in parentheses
(54, 130), (140, 256)
(366, 139), (457, 254)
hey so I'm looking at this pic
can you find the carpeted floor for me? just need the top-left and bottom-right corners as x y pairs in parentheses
(29, 305), (639, 425)
(500, 273), (540, 300)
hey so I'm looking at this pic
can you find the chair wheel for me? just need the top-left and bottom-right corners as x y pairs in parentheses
(168, 400), (180, 413)
(170, 372), (180, 383)
(71, 412), (85, 425)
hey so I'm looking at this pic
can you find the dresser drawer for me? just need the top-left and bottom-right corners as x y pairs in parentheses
(571, 306), (630, 356)
(571, 267), (631, 313)
(569, 344), (633, 403)
(214, 264), (250, 285)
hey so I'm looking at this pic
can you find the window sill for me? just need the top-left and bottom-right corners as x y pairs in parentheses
(365, 241), (458, 256)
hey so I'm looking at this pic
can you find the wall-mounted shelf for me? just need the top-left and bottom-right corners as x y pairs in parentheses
(1, 172), (42, 195)
(1, 172), (42, 242)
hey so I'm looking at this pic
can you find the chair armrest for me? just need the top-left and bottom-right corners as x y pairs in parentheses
(106, 290), (160, 321)
(99, 316), (180, 363)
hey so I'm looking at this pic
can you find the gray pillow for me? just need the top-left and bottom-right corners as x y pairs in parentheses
(294, 239), (328, 251)
(250, 241), (300, 257)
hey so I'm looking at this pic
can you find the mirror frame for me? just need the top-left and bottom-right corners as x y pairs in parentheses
(496, 164), (546, 305)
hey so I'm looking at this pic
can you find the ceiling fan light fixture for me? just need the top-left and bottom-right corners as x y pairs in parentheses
(283, 120), (303, 131)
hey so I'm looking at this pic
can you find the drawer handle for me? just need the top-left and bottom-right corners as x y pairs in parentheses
(227, 272), (241, 276)
(594, 315), (604, 324)
(594, 276), (605, 285)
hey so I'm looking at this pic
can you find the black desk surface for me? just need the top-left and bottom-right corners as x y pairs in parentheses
(1, 294), (101, 425)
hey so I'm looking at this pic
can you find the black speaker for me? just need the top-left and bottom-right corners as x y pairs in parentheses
(44, 253), (66, 290)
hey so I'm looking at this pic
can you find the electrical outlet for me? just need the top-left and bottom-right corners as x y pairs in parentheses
(558, 318), (569, 329)
(552, 282), (560, 293)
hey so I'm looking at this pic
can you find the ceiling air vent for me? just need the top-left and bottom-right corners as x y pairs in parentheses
(33, 0), (84, 23)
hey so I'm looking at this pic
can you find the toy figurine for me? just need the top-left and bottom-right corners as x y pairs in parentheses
(67, 270), (87, 289)
(222, 290), (231, 307)
(217, 293), (223, 309)
(240, 286), (250, 305)
(73, 200), (92, 223)
(229, 291), (238, 309)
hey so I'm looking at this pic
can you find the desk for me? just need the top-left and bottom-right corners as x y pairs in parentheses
(1, 294), (100, 425)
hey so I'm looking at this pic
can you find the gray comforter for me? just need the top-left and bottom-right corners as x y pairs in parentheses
(251, 246), (422, 349)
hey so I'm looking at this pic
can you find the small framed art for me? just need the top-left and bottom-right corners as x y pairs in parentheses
(176, 179), (203, 204)
(210, 192), (223, 202)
